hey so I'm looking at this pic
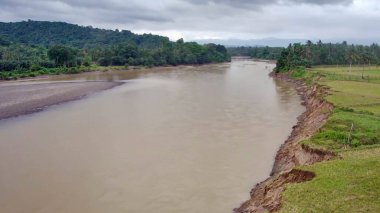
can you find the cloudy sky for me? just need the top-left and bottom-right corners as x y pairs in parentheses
(1, 0), (380, 43)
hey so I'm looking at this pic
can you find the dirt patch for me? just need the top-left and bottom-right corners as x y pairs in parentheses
(234, 72), (335, 213)
(237, 169), (315, 213)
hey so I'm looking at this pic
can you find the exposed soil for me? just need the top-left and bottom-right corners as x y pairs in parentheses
(0, 81), (123, 120)
(234, 72), (335, 213)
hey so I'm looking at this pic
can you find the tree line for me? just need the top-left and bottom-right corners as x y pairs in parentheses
(227, 41), (380, 72)
(276, 40), (380, 72)
(227, 46), (284, 60)
(0, 21), (230, 79)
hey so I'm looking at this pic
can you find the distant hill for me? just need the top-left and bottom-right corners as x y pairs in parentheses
(0, 20), (230, 79)
(0, 20), (169, 48)
(194, 38), (306, 47)
(194, 38), (380, 47)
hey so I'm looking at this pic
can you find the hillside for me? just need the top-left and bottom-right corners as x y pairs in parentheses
(0, 20), (230, 80)
(0, 20), (168, 48)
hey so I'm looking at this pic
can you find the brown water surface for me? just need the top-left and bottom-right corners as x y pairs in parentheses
(0, 60), (304, 213)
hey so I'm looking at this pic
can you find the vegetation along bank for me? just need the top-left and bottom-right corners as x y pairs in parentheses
(0, 20), (230, 80)
(236, 41), (380, 212)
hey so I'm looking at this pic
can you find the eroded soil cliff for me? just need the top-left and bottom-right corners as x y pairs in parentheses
(235, 73), (335, 213)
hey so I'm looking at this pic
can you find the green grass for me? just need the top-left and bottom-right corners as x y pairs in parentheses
(302, 109), (380, 150)
(323, 81), (380, 113)
(312, 65), (380, 77)
(312, 65), (380, 84)
(279, 65), (380, 212)
(279, 147), (380, 213)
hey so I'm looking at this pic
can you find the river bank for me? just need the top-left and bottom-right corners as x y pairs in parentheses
(235, 72), (335, 212)
(0, 81), (123, 120)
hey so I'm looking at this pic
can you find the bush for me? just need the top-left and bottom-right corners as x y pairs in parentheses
(291, 66), (306, 79)
(127, 57), (137, 66)
(111, 56), (126, 66)
(39, 60), (56, 68)
(98, 57), (111, 66)
(67, 66), (80, 74)
(30, 63), (42, 71)
(0, 60), (31, 71)
(83, 59), (91, 67)
(351, 139), (361, 147)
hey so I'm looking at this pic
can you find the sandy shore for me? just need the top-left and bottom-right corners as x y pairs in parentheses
(0, 81), (123, 120)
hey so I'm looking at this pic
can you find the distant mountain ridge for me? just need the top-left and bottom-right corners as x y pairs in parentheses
(194, 38), (380, 47)
(0, 20), (169, 48)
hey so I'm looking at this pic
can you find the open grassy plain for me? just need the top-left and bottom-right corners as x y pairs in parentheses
(280, 66), (380, 212)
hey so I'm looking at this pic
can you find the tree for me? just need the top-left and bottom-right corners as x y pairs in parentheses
(116, 43), (138, 59)
(97, 57), (111, 66)
(48, 45), (77, 66)
(345, 47), (356, 71)
(83, 56), (91, 67)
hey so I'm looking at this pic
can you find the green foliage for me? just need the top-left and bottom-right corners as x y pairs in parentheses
(48, 45), (77, 66)
(227, 46), (283, 60)
(0, 20), (230, 77)
(0, 20), (168, 48)
(290, 66), (306, 79)
(83, 57), (91, 67)
(67, 66), (80, 74)
(97, 57), (111, 66)
(30, 63), (41, 71)
(111, 56), (125, 66)
(276, 40), (380, 72)
(0, 60), (31, 71)
(0, 36), (10, 46)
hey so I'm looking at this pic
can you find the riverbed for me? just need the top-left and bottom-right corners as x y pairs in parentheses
(0, 59), (304, 213)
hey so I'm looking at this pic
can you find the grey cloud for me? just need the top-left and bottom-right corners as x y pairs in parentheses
(184, 0), (353, 7)
(0, 0), (377, 42)
(0, 0), (172, 24)
(288, 0), (353, 5)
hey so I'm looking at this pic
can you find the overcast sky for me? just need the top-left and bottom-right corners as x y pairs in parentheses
(1, 0), (380, 42)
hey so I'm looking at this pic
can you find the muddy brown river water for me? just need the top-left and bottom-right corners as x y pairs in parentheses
(0, 60), (304, 213)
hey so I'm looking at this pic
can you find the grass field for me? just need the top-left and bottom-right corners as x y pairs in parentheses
(280, 147), (380, 213)
(279, 66), (380, 212)
(312, 65), (380, 84)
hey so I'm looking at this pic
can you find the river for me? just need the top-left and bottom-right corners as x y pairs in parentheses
(0, 59), (304, 213)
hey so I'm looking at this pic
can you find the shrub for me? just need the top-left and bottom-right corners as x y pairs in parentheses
(30, 63), (42, 71)
(98, 57), (111, 66)
(111, 56), (126, 66)
(291, 66), (306, 79)
(39, 60), (56, 68)
(351, 139), (361, 147)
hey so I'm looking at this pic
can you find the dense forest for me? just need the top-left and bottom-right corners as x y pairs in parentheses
(0, 20), (169, 48)
(0, 20), (230, 80)
(227, 46), (284, 60)
(275, 40), (380, 72)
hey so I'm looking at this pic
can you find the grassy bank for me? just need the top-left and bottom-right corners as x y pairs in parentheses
(279, 66), (380, 212)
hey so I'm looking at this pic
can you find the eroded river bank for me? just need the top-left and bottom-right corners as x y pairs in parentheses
(0, 60), (304, 213)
